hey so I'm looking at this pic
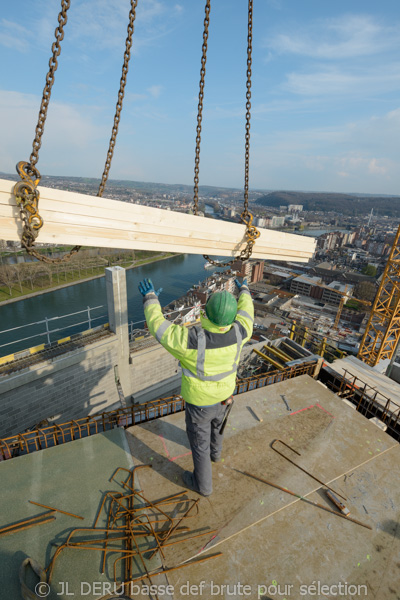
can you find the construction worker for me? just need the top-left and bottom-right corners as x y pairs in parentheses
(138, 277), (254, 496)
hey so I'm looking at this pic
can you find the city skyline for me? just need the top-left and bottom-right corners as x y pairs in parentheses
(1, 0), (400, 195)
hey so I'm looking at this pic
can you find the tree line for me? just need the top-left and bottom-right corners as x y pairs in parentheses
(0, 248), (138, 298)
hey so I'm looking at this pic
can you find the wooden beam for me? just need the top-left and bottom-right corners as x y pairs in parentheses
(0, 178), (316, 261)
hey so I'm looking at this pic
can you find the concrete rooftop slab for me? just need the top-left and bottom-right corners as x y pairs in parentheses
(125, 375), (400, 599)
(0, 428), (134, 600)
(1, 376), (399, 600)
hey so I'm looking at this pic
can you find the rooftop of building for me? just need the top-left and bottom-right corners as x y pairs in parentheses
(316, 261), (336, 270)
(1, 374), (399, 599)
(292, 275), (322, 284)
(325, 281), (353, 294)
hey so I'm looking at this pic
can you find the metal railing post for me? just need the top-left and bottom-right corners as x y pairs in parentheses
(301, 326), (308, 347)
(87, 306), (92, 330)
(44, 317), (51, 345)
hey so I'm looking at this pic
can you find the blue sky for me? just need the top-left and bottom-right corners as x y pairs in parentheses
(1, 0), (400, 195)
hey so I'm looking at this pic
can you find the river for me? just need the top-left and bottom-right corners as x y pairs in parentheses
(298, 228), (351, 237)
(0, 254), (226, 355)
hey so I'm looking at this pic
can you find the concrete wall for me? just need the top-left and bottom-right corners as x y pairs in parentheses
(0, 335), (183, 438)
(0, 337), (120, 438)
(130, 343), (181, 402)
(0, 268), (184, 438)
(389, 362), (400, 384)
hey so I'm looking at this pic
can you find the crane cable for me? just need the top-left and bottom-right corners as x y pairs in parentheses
(193, 0), (260, 267)
(13, 0), (139, 264)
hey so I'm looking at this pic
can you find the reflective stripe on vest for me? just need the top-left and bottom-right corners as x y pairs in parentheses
(182, 322), (242, 381)
(155, 320), (172, 342)
(237, 308), (254, 323)
(239, 287), (251, 296)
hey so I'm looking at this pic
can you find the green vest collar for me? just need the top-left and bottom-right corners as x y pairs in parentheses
(200, 311), (232, 333)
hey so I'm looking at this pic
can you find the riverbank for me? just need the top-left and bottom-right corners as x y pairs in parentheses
(0, 253), (179, 306)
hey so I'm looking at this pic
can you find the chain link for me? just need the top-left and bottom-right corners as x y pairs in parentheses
(98, 0), (138, 198)
(14, 0), (81, 264)
(14, 162), (82, 264)
(29, 0), (71, 168)
(193, 0), (211, 216)
(15, 0), (138, 263)
(242, 0), (253, 222)
(194, 0), (259, 268)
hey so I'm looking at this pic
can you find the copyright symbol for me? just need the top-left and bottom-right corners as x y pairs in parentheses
(35, 582), (50, 597)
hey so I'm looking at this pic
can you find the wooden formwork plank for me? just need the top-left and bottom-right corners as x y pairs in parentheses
(0, 178), (316, 261)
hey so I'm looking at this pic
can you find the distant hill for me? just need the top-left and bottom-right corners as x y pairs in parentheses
(255, 191), (400, 216)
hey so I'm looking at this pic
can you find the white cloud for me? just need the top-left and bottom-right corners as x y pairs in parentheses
(0, 6), (75, 54)
(283, 63), (400, 97)
(266, 0), (283, 9)
(268, 15), (399, 60)
(67, 0), (180, 54)
(0, 90), (108, 176)
(137, 0), (166, 23)
(368, 158), (388, 175)
(0, 0), (173, 56)
(68, 0), (132, 51)
(124, 85), (163, 103)
(0, 19), (31, 52)
(147, 85), (163, 98)
(125, 92), (148, 102)
(249, 107), (400, 193)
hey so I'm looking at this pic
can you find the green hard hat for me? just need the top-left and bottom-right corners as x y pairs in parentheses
(206, 290), (237, 326)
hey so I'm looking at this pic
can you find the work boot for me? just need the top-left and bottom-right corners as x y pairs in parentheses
(181, 471), (211, 497)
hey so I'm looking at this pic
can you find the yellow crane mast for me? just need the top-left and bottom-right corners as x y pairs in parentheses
(357, 224), (400, 366)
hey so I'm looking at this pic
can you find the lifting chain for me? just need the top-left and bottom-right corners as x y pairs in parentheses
(14, 0), (138, 263)
(194, 0), (260, 268)
(13, 0), (80, 264)
(193, 0), (211, 213)
(29, 0), (70, 169)
(14, 161), (81, 264)
(98, 0), (138, 198)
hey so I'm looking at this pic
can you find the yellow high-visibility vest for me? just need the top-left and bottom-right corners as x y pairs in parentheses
(144, 286), (254, 406)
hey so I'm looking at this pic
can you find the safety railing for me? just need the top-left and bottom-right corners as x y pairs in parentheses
(0, 396), (185, 461)
(324, 368), (400, 441)
(0, 305), (107, 357)
(0, 360), (318, 461)
(235, 360), (317, 394)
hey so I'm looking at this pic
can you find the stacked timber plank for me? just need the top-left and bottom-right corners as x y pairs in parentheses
(0, 178), (316, 261)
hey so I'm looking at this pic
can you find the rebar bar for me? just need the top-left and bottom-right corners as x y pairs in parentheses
(271, 439), (347, 501)
(28, 500), (83, 520)
(241, 469), (372, 530)
(0, 515), (55, 537)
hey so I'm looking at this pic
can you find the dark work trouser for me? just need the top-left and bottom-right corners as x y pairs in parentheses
(185, 401), (227, 496)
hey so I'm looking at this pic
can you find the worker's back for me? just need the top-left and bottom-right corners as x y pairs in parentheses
(140, 279), (254, 406)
